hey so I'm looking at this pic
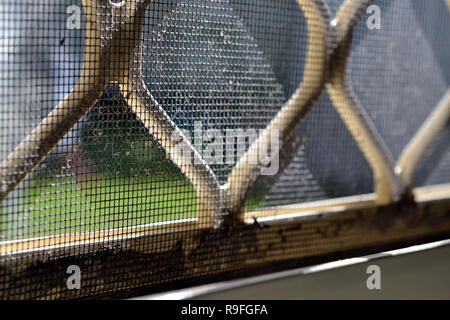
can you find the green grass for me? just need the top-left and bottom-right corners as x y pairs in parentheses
(1, 176), (197, 239)
(0, 174), (271, 240)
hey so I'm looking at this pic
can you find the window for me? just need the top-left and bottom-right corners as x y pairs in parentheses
(0, 0), (449, 300)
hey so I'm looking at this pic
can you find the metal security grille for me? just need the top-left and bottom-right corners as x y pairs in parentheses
(0, 0), (449, 299)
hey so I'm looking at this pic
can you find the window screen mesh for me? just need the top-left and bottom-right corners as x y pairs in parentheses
(246, 92), (374, 210)
(0, 0), (449, 299)
(349, 0), (449, 160)
(416, 127), (450, 187)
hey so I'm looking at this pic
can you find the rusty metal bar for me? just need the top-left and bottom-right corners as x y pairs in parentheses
(115, 0), (222, 226)
(0, 0), (108, 201)
(122, 81), (222, 226)
(241, 0), (381, 219)
(326, 0), (403, 205)
(225, 0), (329, 218)
(396, 90), (450, 190)
(395, 1), (450, 192)
(0, 0), (221, 226)
(330, 0), (373, 44)
(242, 0), (400, 219)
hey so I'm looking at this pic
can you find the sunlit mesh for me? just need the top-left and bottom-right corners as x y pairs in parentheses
(246, 92), (373, 210)
(0, 0), (85, 161)
(0, 0), (448, 300)
(142, 0), (300, 183)
(349, 0), (449, 159)
(416, 127), (450, 187)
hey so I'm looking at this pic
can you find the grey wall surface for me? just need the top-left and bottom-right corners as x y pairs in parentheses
(195, 245), (450, 299)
